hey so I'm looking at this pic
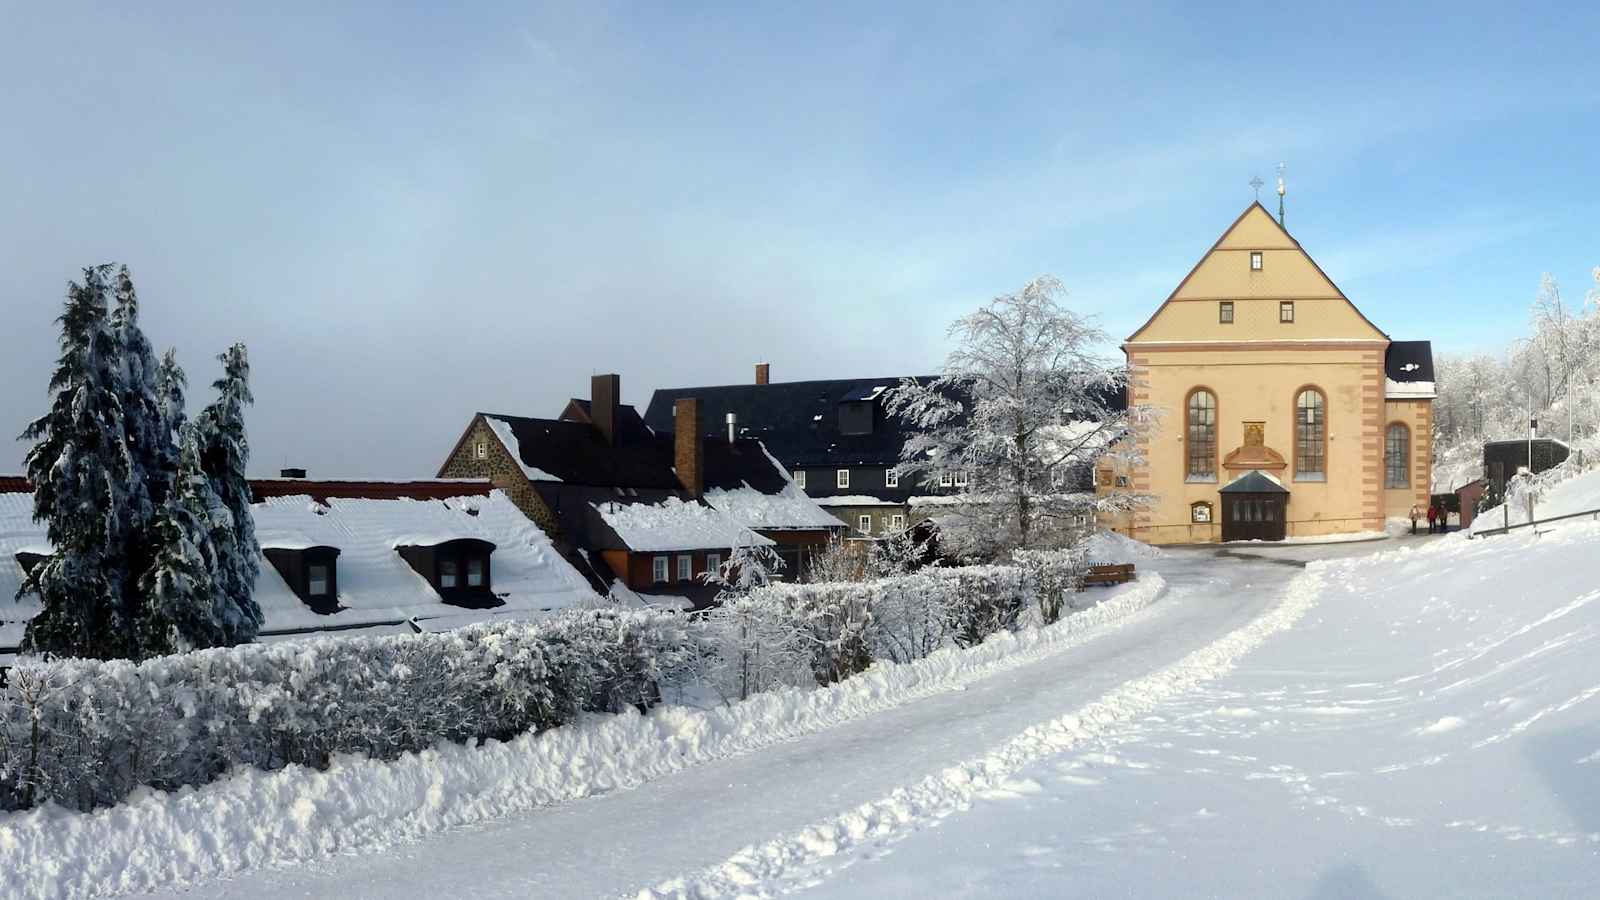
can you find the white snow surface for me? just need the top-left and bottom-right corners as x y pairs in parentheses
(654, 528), (1600, 898)
(1386, 377), (1437, 399)
(814, 495), (901, 508)
(0, 491), (47, 648)
(1082, 529), (1163, 564)
(482, 415), (563, 482)
(1474, 464), (1600, 532)
(1, 575), (1166, 900)
(702, 483), (844, 532)
(592, 496), (775, 552)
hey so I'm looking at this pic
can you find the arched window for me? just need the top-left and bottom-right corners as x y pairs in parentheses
(1294, 388), (1326, 480)
(1385, 423), (1410, 488)
(1186, 389), (1217, 480)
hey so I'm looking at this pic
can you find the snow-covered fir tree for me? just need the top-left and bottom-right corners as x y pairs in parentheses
(136, 430), (229, 653)
(156, 348), (188, 436)
(191, 343), (263, 644)
(19, 266), (140, 658)
(886, 275), (1150, 558)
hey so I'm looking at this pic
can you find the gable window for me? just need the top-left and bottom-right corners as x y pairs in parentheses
(652, 555), (670, 584)
(954, 470), (968, 487)
(705, 552), (721, 577)
(1280, 301), (1295, 323)
(793, 469), (806, 488)
(1250, 251), (1263, 271)
(1385, 423), (1411, 488)
(1219, 301), (1234, 324)
(890, 513), (906, 531)
(836, 469), (850, 489)
(1294, 388), (1327, 481)
(885, 469), (899, 488)
(1185, 389), (1218, 481)
(677, 554), (693, 582)
(474, 441), (488, 460)
(858, 514), (872, 534)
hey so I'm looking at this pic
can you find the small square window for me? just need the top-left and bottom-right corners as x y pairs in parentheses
(954, 471), (968, 487)
(1219, 301), (1234, 324)
(1250, 251), (1263, 271)
(793, 470), (806, 488)
(1280, 301), (1295, 323)
(439, 559), (458, 589)
(677, 554), (693, 582)
(858, 514), (872, 534)
(474, 441), (488, 460)
(307, 564), (330, 597)
(466, 557), (485, 587)
(885, 469), (899, 488)
(889, 513), (906, 531)
(836, 469), (850, 489)
(652, 556), (669, 584)
(705, 553), (721, 576)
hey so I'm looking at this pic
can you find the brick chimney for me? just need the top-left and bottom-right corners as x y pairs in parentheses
(592, 373), (620, 446)
(755, 363), (770, 385)
(675, 398), (703, 499)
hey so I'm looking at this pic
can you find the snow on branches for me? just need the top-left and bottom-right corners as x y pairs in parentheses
(886, 275), (1151, 557)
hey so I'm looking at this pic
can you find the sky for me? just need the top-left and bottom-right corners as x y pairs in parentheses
(2, 1), (1597, 477)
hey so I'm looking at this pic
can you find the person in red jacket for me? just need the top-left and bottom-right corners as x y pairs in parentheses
(1426, 503), (1439, 534)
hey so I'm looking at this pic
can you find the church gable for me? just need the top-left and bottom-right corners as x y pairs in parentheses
(1128, 202), (1387, 344)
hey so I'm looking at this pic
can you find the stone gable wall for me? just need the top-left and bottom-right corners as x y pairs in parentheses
(439, 419), (561, 536)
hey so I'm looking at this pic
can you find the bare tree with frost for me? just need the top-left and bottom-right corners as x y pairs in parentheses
(887, 275), (1150, 557)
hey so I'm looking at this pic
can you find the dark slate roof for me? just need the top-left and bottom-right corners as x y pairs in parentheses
(1384, 341), (1434, 383)
(532, 483), (681, 551)
(1220, 471), (1289, 494)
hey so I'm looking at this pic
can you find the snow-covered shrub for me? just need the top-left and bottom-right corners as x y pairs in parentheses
(0, 607), (694, 812)
(1013, 548), (1089, 624)
(694, 596), (814, 702)
(869, 572), (953, 664)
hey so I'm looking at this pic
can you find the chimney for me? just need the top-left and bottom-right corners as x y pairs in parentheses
(675, 398), (703, 499)
(726, 412), (737, 442)
(280, 467), (307, 479)
(592, 373), (620, 446)
(755, 363), (770, 385)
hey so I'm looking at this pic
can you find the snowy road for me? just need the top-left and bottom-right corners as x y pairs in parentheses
(133, 546), (1337, 899)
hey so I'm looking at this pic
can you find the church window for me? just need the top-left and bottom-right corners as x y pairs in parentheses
(1250, 251), (1263, 271)
(1385, 423), (1411, 488)
(1295, 389), (1326, 480)
(1219, 301), (1234, 324)
(1185, 389), (1217, 481)
(1280, 301), (1295, 323)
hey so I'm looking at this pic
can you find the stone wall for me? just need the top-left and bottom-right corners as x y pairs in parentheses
(438, 418), (561, 536)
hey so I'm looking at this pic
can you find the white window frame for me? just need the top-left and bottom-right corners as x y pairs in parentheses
(837, 469), (850, 489)
(652, 556), (669, 584)
(793, 469), (806, 488)
(889, 513), (906, 531)
(939, 472), (954, 488)
(857, 514), (872, 534)
(885, 469), (899, 488)
(705, 553), (721, 577)
(676, 554), (693, 582)
(954, 470), (968, 487)
(474, 441), (488, 460)
(1280, 301), (1295, 323)
(1250, 251), (1263, 271)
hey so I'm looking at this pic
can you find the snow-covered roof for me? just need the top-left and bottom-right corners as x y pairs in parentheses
(0, 489), (599, 650)
(484, 415), (565, 482)
(704, 483), (847, 531)
(815, 494), (904, 508)
(590, 497), (774, 552)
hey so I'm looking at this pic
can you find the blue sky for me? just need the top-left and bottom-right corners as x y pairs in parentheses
(2, 2), (1596, 475)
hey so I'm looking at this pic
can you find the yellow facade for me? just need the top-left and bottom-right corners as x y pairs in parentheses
(1115, 203), (1433, 544)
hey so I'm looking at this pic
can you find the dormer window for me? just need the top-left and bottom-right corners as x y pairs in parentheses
(396, 538), (499, 609)
(837, 396), (876, 436)
(837, 469), (850, 489)
(885, 469), (899, 488)
(262, 545), (342, 614)
(1250, 251), (1263, 271)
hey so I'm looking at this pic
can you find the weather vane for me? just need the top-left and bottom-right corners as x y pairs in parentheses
(1250, 175), (1264, 200)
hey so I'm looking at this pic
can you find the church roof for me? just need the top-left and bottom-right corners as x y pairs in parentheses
(1219, 470), (1289, 494)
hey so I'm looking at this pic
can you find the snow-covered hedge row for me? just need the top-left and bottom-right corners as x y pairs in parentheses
(694, 550), (1087, 701)
(0, 608), (698, 812)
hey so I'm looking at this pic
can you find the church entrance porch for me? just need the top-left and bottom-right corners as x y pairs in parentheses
(1220, 470), (1289, 542)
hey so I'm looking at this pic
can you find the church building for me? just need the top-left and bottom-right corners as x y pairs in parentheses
(1114, 200), (1434, 543)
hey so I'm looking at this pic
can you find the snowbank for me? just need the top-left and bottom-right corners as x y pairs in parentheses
(1472, 463), (1600, 533)
(0, 576), (1165, 900)
(1082, 529), (1162, 564)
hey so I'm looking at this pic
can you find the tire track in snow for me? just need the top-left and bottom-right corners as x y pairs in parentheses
(637, 566), (1325, 899)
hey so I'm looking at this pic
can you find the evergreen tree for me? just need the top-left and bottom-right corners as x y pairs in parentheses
(193, 343), (263, 644)
(136, 429), (229, 653)
(19, 266), (139, 658)
(156, 348), (188, 435)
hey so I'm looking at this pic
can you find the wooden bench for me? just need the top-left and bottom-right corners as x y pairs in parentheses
(1082, 563), (1136, 587)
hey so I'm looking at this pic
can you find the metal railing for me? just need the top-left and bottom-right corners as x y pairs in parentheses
(1469, 505), (1600, 538)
